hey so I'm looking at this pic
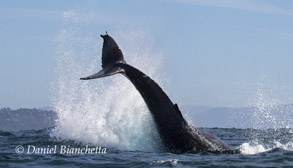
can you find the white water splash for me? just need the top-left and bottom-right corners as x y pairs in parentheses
(240, 142), (268, 154)
(239, 75), (293, 154)
(247, 74), (293, 129)
(240, 141), (293, 155)
(250, 76), (279, 129)
(50, 9), (163, 151)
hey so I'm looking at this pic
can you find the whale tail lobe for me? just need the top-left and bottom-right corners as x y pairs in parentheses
(80, 33), (126, 80)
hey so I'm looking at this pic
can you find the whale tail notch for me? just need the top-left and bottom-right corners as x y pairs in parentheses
(80, 33), (126, 80)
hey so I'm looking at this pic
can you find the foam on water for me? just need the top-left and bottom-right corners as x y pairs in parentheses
(240, 141), (293, 155)
(50, 9), (163, 151)
(240, 142), (268, 154)
(150, 159), (178, 167)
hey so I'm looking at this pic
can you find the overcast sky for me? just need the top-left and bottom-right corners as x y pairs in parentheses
(1, 0), (293, 109)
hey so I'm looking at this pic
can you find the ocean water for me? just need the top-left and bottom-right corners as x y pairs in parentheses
(1, 128), (293, 167)
(2, 3), (293, 167)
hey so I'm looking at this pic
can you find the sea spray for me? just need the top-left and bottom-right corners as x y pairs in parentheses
(50, 9), (163, 151)
(238, 75), (293, 154)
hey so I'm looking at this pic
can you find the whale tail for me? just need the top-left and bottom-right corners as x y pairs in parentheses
(80, 33), (126, 80)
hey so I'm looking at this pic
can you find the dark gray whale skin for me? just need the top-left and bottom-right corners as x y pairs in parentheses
(80, 34), (238, 153)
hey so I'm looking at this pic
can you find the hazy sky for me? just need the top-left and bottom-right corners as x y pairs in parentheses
(1, 0), (293, 109)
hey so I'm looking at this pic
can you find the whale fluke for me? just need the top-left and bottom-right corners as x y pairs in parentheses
(100, 34), (126, 68)
(80, 66), (124, 80)
(80, 33), (236, 153)
(80, 34), (126, 80)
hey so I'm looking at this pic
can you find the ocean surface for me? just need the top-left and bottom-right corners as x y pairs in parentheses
(2, 5), (292, 167)
(1, 127), (293, 167)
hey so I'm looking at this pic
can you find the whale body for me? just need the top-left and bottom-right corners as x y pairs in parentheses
(80, 34), (237, 153)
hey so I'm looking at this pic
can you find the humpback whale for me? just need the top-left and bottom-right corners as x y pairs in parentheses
(80, 33), (237, 153)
